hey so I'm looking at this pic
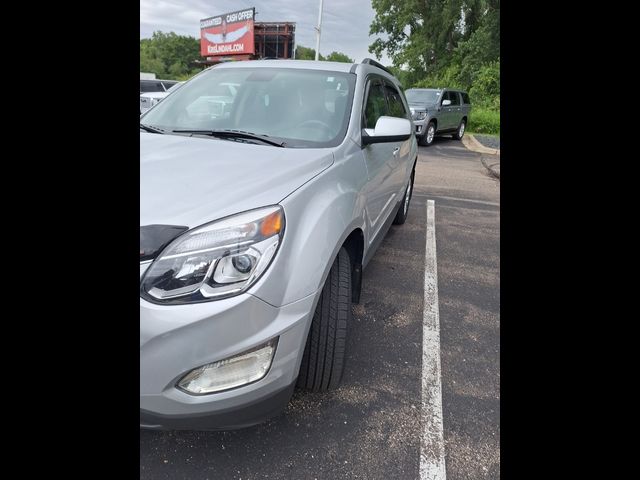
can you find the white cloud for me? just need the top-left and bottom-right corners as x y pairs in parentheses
(140, 0), (390, 65)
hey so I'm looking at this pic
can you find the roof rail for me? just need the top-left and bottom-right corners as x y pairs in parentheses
(361, 58), (393, 76)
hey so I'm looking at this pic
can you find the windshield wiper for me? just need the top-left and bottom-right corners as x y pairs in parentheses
(172, 129), (286, 147)
(140, 123), (165, 134)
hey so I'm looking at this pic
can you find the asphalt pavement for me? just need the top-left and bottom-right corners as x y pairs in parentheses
(473, 135), (500, 150)
(140, 135), (500, 479)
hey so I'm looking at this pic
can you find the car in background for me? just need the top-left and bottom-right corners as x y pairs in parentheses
(140, 79), (178, 94)
(139, 58), (417, 430)
(405, 88), (471, 146)
(140, 82), (185, 115)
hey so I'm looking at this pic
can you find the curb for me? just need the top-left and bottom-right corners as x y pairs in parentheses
(462, 134), (500, 155)
(480, 156), (500, 180)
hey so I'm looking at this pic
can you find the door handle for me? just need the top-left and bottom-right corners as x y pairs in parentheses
(393, 147), (400, 157)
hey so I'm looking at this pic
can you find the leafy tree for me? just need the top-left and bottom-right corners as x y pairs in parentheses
(325, 51), (354, 63)
(369, 0), (500, 109)
(295, 45), (353, 62)
(295, 45), (323, 60)
(140, 32), (202, 79)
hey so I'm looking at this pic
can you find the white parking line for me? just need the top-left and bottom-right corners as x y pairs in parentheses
(412, 193), (499, 208)
(420, 200), (447, 480)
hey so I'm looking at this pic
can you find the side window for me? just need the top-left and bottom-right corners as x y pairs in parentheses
(364, 80), (388, 129)
(461, 92), (470, 104)
(449, 91), (460, 106)
(384, 83), (408, 119)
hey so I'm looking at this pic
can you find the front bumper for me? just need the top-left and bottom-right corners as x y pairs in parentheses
(412, 116), (430, 136)
(140, 382), (296, 430)
(140, 290), (318, 430)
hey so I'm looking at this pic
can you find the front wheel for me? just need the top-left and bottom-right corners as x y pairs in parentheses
(453, 119), (466, 140)
(297, 248), (351, 392)
(393, 168), (415, 225)
(419, 121), (436, 146)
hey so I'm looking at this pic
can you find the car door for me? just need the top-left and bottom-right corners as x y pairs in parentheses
(440, 91), (454, 129)
(360, 76), (401, 244)
(461, 91), (471, 118)
(383, 80), (412, 198)
(448, 91), (462, 129)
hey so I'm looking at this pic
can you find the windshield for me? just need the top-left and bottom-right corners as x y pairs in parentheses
(141, 67), (356, 148)
(405, 89), (441, 104)
(167, 82), (184, 92)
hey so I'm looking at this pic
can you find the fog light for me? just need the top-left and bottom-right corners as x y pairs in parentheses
(177, 338), (278, 395)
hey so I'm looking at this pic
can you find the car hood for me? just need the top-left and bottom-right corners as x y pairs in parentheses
(140, 133), (334, 228)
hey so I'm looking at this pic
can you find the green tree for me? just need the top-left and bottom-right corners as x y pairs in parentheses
(295, 45), (353, 63)
(140, 31), (202, 80)
(295, 45), (324, 60)
(325, 51), (354, 63)
(369, 0), (499, 108)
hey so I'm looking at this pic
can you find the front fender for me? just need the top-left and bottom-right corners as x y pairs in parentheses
(249, 151), (368, 308)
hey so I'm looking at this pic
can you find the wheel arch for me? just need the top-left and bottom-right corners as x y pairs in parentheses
(342, 228), (364, 303)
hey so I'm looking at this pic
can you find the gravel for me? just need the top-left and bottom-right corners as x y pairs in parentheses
(474, 135), (500, 150)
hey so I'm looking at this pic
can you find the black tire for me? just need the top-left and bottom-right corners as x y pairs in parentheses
(393, 168), (415, 225)
(419, 121), (436, 146)
(452, 119), (466, 140)
(297, 248), (351, 392)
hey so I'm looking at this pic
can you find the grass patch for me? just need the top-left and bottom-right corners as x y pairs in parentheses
(467, 107), (500, 135)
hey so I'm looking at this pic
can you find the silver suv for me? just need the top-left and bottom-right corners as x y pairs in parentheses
(139, 59), (417, 430)
(406, 88), (471, 146)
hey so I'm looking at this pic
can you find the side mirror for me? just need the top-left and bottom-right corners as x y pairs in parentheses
(362, 116), (412, 146)
(442, 99), (452, 106)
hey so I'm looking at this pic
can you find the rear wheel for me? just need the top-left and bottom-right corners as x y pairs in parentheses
(453, 119), (466, 140)
(297, 248), (351, 392)
(393, 168), (415, 225)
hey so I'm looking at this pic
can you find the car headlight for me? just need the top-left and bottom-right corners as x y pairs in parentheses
(415, 111), (427, 120)
(140, 206), (284, 304)
(151, 98), (161, 106)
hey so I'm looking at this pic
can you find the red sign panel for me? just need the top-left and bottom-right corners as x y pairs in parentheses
(200, 8), (255, 57)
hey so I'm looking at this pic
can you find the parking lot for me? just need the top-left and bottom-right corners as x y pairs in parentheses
(140, 136), (500, 480)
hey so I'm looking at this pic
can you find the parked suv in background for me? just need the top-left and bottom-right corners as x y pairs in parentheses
(140, 82), (184, 115)
(139, 58), (417, 430)
(140, 79), (179, 94)
(405, 88), (471, 146)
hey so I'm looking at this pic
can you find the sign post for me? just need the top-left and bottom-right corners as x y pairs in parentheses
(314, 0), (324, 61)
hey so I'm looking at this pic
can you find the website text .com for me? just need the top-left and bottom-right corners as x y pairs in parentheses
(207, 44), (244, 54)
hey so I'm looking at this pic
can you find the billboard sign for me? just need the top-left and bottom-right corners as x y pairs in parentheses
(200, 8), (255, 57)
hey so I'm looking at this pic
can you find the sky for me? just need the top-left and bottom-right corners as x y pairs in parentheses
(140, 0), (390, 65)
